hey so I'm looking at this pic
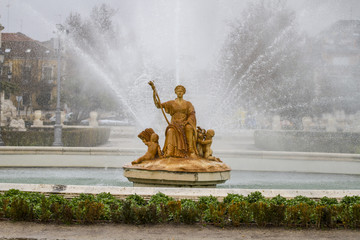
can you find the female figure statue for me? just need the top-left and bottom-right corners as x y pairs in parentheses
(152, 85), (198, 158)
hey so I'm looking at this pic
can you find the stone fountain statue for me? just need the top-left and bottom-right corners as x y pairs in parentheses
(123, 82), (230, 187)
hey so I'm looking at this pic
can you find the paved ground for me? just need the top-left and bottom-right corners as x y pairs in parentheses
(0, 221), (359, 240)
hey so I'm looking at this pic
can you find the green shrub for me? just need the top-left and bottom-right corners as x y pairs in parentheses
(0, 189), (359, 229)
(3, 189), (22, 197)
(109, 202), (123, 223)
(352, 204), (360, 228)
(246, 191), (265, 203)
(167, 201), (181, 223)
(148, 192), (174, 206)
(37, 195), (51, 222)
(228, 201), (252, 226)
(120, 200), (137, 224)
(198, 195), (219, 207)
(135, 204), (158, 224)
(268, 203), (286, 226)
(341, 195), (360, 205)
(204, 202), (228, 227)
(286, 203), (314, 227)
(1, 198), (10, 218)
(9, 197), (34, 221)
(1, 128), (110, 147)
(180, 199), (199, 224)
(126, 194), (146, 206)
(61, 204), (74, 224)
(251, 201), (270, 227)
(271, 194), (287, 205)
(96, 192), (120, 220)
(319, 196), (338, 205)
(74, 200), (104, 224)
(287, 195), (316, 206)
(254, 130), (360, 153)
(223, 193), (245, 204)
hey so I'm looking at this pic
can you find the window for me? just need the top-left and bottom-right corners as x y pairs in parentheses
(42, 67), (53, 83)
(1, 66), (10, 80)
(23, 66), (31, 83)
(23, 93), (30, 106)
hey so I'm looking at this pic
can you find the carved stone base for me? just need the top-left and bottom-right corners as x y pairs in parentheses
(123, 157), (231, 187)
(123, 168), (230, 187)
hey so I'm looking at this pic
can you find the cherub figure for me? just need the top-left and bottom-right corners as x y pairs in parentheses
(196, 127), (206, 157)
(132, 131), (162, 165)
(198, 129), (222, 162)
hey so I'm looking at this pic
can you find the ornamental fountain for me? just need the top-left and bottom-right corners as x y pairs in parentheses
(123, 81), (230, 187)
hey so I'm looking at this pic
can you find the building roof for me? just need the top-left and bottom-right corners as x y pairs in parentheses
(1, 32), (56, 59)
(328, 20), (360, 33)
(2, 32), (35, 42)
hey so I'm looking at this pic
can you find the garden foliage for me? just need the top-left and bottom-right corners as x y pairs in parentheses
(1, 190), (360, 228)
(1, 127), (110, 147)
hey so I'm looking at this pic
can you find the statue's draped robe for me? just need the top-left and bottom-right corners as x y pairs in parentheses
(162, 100), (197, 157)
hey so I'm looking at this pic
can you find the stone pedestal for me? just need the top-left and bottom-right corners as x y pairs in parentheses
(61, 111), (66, 125)
(9, 118), (26, 131)
(302, 116), (312, 131)
(33, 110), (43, 127)
(326, 117), (337, 132)
(1, 93), (17, 126)
(123, 168), (230, 187)
(89, 111), (98, 127)
(272, 115), (281, 130)
(123, 158), (231, 188)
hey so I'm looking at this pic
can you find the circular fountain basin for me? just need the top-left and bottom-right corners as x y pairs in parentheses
(123, 167), (230, 188)
(1, 146), (360, 189)
(123, 157), (231, 187)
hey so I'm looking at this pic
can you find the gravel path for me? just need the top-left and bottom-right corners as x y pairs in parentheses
(0, 221), (359, 240)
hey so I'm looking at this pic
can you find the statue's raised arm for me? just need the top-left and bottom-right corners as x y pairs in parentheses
(148, 81), (170, 125)
(149, 81), (160, 108)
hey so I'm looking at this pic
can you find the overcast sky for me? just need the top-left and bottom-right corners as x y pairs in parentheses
(0, 0), (359, 41)
(0, 0), (359, 72)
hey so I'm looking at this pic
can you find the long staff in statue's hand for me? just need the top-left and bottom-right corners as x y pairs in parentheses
(148, 81), (170, 125)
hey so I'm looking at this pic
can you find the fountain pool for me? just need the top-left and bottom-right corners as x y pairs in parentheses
(0, 146), (360, 190)
(1, 167), (360, 190)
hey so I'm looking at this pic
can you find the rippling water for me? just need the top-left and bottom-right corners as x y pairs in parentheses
(1, 167), (360, 189)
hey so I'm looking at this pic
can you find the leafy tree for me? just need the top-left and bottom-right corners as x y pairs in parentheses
(216, 0), (314, 120)
(62, 4), (119, 121)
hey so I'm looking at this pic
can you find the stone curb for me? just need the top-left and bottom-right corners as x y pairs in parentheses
(1, 147), (360, 161)
(0, 183), (359, 200)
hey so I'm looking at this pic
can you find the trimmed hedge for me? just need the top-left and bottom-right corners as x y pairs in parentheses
(1, 189), (360, 228)
(254, 130), (360, 153)
(0, 127), (110, 147)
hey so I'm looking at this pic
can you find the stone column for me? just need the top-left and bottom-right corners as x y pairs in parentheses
(326, 115), (337, 132)
(302, 117), (312, 131)
(272, 115), (281, 131)
(89, 111), (98, 127)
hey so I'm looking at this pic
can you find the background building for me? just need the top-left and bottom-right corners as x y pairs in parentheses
(312, 20), (360, 113)
(0, 32), (58, 115)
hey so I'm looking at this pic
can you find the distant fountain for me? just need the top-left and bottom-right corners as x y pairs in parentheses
(60, 1), (241, 136)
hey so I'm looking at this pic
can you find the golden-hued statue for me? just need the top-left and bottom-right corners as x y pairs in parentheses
(124, 81), (230, 187)
(153, 84), (198, 158)
(128, 81), (229, 174)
